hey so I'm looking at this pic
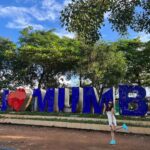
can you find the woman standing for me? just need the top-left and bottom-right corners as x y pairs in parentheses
(103, 101), (117, 145)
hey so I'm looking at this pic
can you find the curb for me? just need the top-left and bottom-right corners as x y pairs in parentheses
(1, 114), (150, 126)
(0, 118), (150, 135)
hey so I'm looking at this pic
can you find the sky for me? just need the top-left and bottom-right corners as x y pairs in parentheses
(0, 0), (149, 43)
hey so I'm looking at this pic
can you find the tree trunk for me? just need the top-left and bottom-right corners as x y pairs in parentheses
(79, 69), (82, 87)
(38, 71), (45, 89)
(136, 73), (141, 86)
(99, 84), (105, 102)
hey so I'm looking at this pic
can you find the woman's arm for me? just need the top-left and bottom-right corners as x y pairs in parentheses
(111, 107), (115, 115)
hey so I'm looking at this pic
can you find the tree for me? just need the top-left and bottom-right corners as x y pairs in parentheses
(74, 42), (93, 87)
(86, 41), (127, 90)
(115, 38), (150, 86)
(61, 0), (149, 44)
(17, 27), (81, 88)
(0, 37), (16, 88)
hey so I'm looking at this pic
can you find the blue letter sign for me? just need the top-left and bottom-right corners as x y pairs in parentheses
(119, 85), (148, 116)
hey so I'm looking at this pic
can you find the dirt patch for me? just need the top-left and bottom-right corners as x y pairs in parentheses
(0, 124), (149, 150)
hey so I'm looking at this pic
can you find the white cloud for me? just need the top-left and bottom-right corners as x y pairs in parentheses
(0, 6), (28, 17)
(37, 0), (62, 21)
(104, 11), (111, 20)
(42, 0), (61, 9)
(55, 29), (75, 38)
(138, 32), (150, 42)
(30, 6), (56, 21)
(0, 0), (63, 30)
(63, 0), (72, 6)
(0, 5), (44, 30)
(15, 0), (36, 3)
(30, 1), (61, 21)
(6, 17), (44, 30)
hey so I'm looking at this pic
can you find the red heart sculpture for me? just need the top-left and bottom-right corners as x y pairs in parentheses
(8, 89), (26, 111)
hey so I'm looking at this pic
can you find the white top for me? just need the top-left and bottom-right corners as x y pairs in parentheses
(106, 111), (117, 126)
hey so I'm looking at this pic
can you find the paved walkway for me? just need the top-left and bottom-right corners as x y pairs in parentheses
(0, 125), (150, 150)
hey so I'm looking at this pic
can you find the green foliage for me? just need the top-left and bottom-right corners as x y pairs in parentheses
(61, 0), (150, 44)
(17, 27), (81, 88)
(84, 41), (127, 88)
(115, 38), (150, 85)
(61, 0), (110, 44)
(0, 27), (149, 89)
(0, 37), (16, 88)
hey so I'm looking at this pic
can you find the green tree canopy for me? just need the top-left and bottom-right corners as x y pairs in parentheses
(0, 27), (149, 89)
(17, 27), (81, 88)
(115, 38), (150, 86)
(61, 0), (149, 44)
(87, 42), (127, 88)
(0, 37), (16, 88)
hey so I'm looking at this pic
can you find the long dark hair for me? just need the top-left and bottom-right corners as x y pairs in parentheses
(106, 101), (114, 111)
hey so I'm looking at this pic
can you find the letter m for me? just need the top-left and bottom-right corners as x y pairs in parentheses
(32, 88), (55, 112)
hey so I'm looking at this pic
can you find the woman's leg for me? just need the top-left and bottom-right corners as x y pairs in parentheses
(115, 126), (123, 131)
(110, 125), (115, 141)
(115, 124), (128, 131)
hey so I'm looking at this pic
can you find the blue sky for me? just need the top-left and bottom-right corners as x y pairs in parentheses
(0, 0), (149, 43)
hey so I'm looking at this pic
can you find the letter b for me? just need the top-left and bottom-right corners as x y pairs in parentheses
(119, 85), (148, 116)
